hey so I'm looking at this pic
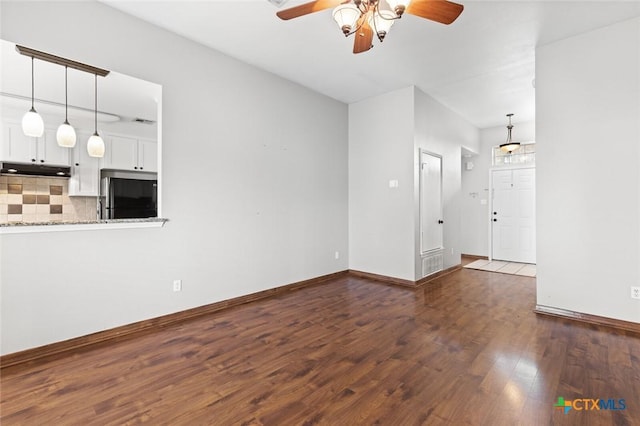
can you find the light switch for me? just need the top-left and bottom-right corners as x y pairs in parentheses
(389, 180), (399, 188)
(480, 199), (487, 205)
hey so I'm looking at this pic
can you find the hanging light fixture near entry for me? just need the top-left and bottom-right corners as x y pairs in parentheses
(87, 74), (105, 158)
(500, 113), (520, 153)
(21, 56), (44, 137)
(56, 66), (77, 147)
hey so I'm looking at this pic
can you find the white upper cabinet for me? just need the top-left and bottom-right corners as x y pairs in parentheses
(103, 135), (138, 171)
(1, 121), (32, 162)
(38, 128), (72, 166)
(102, 134), (157, 173)
(137, 139), (158, 172)
(1, 121), (71, 166)
(68, 131), (100, 197)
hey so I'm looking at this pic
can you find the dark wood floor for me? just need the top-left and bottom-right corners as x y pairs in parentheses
(1, 267), (639, 425)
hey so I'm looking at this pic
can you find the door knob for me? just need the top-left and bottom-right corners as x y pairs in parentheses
(493, 218), (497, 222)
(438, 220), (444, 224)
(493, 212), (497, 215)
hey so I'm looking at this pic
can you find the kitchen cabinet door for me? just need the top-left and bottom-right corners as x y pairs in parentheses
(104, 135), (138, 171)
(68, 131), (100, 196)
(38, 128), (71, 166)
(1, 122), (70, 166)
(138, 139), (157, 172)
(1, 121), (37, 163)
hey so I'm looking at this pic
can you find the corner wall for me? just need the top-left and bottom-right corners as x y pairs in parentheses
(414, 88), (479, 277)
(348, 87), (479, 282)
(536, 17), (640, 322)
(348, 87), (416, 281)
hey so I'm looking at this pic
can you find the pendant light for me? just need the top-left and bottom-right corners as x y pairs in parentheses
(22, 56), (44, 137)
(499, 113), (520, 153)
(56, 66), (77, 147)
(87, 74), (105, 158)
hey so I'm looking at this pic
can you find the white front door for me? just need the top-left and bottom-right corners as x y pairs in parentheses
(491, 167), (536, 263)
(420, 151), (443, 253)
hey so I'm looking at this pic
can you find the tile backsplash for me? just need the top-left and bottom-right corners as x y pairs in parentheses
(0, 176), (97, 224)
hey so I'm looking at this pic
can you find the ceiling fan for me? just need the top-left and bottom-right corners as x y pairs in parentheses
(276, 0), (464, 54)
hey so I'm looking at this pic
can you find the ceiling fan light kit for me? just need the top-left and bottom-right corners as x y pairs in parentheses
(333, 4), (360, 34)
(278, 0), (464, 54)
(386, 0), (410, 16)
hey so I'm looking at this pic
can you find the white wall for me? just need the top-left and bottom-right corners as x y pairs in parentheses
(413, 89), (479, 276)
(349, 87), (416, 281)
(349, 86), (478, 281)
(0, 1), (349, 354)
(536, 17), (640, 322)
(460, 121), (535, 257)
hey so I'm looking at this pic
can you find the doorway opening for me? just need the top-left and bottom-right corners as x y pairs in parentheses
(419, 150), (444, 278)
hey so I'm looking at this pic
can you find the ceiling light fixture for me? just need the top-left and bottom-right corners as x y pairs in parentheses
(278, 0), (463, 54)
(331, 0), (403, 50)
(87, 74), (105, 158)
(500, 113), (520, 153)
(56, 66), (77, 148)
(15, 45), (110, 157)
(21, 56), (44, 137)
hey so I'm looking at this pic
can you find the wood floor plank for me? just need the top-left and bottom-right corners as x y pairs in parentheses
(2, 268), (639, 425)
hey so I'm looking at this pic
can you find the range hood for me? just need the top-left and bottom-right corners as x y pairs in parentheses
(0, 162), (71, 178)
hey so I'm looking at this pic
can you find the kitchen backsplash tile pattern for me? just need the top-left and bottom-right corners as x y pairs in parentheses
(0, 176), (97, 224)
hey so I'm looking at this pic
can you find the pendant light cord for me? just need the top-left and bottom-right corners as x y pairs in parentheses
(94, 73), (98, 135)
(30, 57), (35, 110)
(64, 66), (68, 122)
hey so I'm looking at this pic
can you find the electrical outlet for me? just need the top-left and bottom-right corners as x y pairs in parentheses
(335, 251), (340, 260)
(631, 286), (640, 300)
(173, 280), (182, 292)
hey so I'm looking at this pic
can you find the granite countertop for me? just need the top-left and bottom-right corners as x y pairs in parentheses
(0, 218), (168, 228)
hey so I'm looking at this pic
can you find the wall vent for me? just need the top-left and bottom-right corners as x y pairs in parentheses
(133, 118), (156, 125)
(422, 250), (444, 278)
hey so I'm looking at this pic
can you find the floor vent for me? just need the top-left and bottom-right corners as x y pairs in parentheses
(422, 251), (444, 278)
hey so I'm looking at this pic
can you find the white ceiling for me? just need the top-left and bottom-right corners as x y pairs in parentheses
(103, 1), (640, 129)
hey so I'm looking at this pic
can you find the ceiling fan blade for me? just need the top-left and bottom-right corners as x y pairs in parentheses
(406, 0), (464, 25)
(353, 16), (374, 54)
(276, 0), (346, 20)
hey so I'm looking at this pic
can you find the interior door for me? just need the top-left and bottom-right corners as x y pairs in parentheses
(420, 151), (443, 253)
(491, 168), (536, 263)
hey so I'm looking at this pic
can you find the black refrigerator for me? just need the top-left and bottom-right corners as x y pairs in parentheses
(100, 170), (157, 219)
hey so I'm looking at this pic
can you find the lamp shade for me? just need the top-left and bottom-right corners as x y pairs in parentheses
(87, 133), (105, 158)
(57, 122), (77, 147)
(22, 108), (44, 137)
(387, 0), (412, 11)
(370, 10), (396, 36)
(499, 142), (520, 153)
(333, 4), (360, 33)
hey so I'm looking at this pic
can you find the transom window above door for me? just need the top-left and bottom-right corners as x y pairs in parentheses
(493, 143), (535, 166)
